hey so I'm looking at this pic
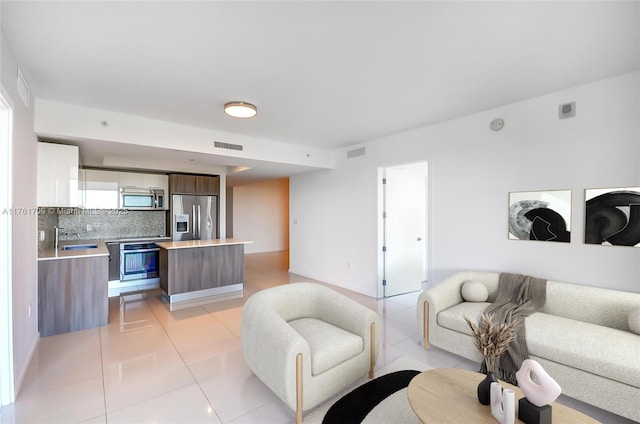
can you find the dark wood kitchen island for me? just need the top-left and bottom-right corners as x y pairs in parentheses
(155, 238), (251, 308)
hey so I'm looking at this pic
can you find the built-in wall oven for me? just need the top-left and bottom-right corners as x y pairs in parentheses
(120, 242), (160, 283)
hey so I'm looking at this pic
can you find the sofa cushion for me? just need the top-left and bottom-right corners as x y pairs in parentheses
(526, 313), (640, 388)
(437, 302), (491, 335)
(288, 318), (363, 375)
(461, 281), (489, 302)
(629, 307), (640, 335)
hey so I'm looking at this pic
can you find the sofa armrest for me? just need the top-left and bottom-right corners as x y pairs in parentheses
(417, 271), (499, 347)
(241, 299), (310, 409)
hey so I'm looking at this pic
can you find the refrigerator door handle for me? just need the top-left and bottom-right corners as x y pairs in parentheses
(192, 204), (197, 239)
(197, 205), (201, 239)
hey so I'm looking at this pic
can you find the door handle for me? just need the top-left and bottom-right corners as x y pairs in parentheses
(192, 205), (196, 239)
(197, 205), (201, 239)
(417, 237), (423, 241)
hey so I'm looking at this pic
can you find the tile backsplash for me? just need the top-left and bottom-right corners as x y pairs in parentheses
(38, 208), (166, 250)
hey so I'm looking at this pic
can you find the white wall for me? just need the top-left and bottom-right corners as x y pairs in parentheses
(233, 178), (289, 254)
(0, 27), (39, 396)
(290, 72), (640, 297)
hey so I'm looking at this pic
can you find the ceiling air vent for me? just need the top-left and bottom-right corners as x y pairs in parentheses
(347, 147), (365, 159)
(214, 141), (243, 151)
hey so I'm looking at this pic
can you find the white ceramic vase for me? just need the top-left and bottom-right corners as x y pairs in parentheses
(490, 382), (515, 424)
(515, 359), (562, 407)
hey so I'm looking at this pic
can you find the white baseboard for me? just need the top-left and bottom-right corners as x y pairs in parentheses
(12, 332), (39, 401)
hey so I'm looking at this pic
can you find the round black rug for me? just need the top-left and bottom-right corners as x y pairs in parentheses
(322, 370), (421, 424)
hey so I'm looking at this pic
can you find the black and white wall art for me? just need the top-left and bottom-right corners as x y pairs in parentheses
(585, 187), (640, 247)
(509, 190), (571, 243)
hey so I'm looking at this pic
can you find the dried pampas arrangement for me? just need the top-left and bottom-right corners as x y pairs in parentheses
(464, 313), (518, 374)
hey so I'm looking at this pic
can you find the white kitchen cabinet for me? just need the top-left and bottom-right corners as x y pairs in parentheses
(142, 174), (167, 190)
(118, 172), (144, 189)
(81, 169), (120, 209)
(37, 142), (79, 207)
(81, 169), (168, 209)
(118, 172), (167, 193)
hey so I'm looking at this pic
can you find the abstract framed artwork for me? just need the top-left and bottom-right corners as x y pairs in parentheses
(585, 187), (640, 247)
(508, 190), (571, 243)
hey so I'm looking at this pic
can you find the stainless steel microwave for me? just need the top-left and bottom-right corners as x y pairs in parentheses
(120, 188), (165, 210)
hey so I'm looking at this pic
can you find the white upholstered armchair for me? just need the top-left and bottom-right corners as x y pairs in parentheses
(241, 282), (379, 424)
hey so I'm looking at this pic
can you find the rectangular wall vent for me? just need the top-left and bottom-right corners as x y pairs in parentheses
(16, 67), (30, 108)
(559, 101), (576, 119)
(214, 141), (243, 151)
(347, 147), (366, 159)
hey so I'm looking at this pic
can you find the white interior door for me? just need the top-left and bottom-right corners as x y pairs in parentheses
(383, 163), (427, 297)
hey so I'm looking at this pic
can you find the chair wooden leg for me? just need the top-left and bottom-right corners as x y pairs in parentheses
(369, 322), (375, 379)
(296, 353), (302, 424)
(423, 301), (430, 349)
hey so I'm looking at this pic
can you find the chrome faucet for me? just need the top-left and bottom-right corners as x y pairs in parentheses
(54, 227), (81, 249)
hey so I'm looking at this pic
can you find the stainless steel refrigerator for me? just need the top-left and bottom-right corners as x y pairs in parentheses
(172, 194), (217, 240)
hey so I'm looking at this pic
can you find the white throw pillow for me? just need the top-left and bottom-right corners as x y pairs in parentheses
(461, 281), (489, 302)
(628, 307), (640, 335)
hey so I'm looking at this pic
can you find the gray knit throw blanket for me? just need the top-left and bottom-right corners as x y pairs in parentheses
(481, 273), (547, 385)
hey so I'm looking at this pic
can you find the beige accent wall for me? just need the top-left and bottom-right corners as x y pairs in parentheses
(233, 178), (289, 254)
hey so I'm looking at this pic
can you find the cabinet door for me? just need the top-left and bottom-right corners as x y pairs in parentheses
(196, 176), (220, 195)
(142, 174), (168, 192)
(118, 172), (144, 189)
(106, 243), (120, 281)
(37, 143), (80, 207)
(169, 174), (197, 194)
(83, 169), (120, 209)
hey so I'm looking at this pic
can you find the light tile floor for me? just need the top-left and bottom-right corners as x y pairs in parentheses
(1, 251), (634, 423)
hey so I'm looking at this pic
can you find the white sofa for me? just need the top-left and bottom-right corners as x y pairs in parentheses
(417, 271), (640, 422)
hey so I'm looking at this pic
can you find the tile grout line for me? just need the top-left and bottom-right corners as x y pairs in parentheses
(98, 326), (109, 422)
(101, 295), (197, 418)
(143, 293), (226, 424)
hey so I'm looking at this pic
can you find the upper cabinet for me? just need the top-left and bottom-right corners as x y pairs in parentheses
(169, 174), (219, 196)
(142, 174), (167, 190)
(118, 172), (167, 191)
(81, 169), (168, 209)
(37, 142), (80, 207)
(80, 169), (120, 209)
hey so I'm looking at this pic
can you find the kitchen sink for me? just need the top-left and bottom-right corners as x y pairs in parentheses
(62, 243), (98, 250)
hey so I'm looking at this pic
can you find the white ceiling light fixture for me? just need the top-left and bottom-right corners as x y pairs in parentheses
(224, 101), (257, 118)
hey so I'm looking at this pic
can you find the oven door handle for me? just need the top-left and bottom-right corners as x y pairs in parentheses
(122, 248), (159, 254)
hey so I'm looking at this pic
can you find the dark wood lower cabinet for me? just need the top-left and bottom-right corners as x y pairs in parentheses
(160, 244), (244, 295)
(38, 256), (108, 337)
(106, 242), (120, 281)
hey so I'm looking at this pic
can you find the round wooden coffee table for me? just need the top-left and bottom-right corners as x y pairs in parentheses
(407, 368), (598, 423)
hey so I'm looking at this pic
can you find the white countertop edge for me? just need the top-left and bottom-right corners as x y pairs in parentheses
(155, 239), (253, 250)
(38, 251), (110, 261)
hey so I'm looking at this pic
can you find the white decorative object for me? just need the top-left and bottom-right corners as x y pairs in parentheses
(516, 359), (562, 407)
(490, 382), (515, 424)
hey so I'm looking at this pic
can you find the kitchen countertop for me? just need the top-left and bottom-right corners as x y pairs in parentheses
(155, 238), (252, 250)
(38, 236), (172, 260)
(38, 239), (110, 261)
